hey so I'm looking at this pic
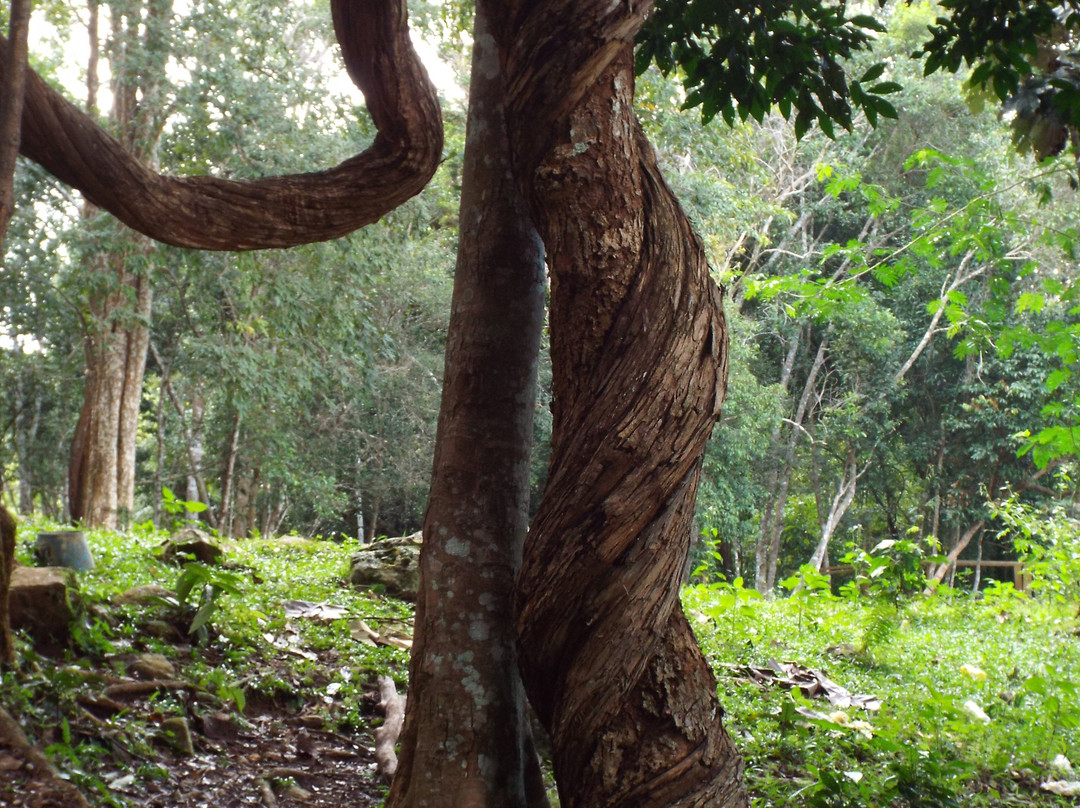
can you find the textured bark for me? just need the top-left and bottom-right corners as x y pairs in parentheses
(0, 0), (30, 247)
(500, 2), (746, 802)
(385, 8), (549, 806)
(0, 506), (15, 666)
(0, 0), (442, 251)
(69, 244), (154, 528)
(116, 267), (152, 519)
(374, 675), (406, 782)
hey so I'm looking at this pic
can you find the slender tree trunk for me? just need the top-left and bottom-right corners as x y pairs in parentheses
(926, 520), (986, 591)
(387, 9), (548, 805)
(14, 374), (40, 516)
(807, 449), (860, 573)
(219, 412), (241, 536)
(233, 469), (256, 539)
(501, 2), (746, 797)
(153, 367), (167, 528)
(117, 268), (152, 523)
(755, 331), (803, 589)
(756, 332), (829, 592)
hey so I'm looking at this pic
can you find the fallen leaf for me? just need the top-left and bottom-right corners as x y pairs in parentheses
(282, 600), (349, 622)
(1042, 780), (1080, 796)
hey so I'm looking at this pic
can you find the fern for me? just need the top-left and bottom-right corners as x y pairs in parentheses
(857, 602), (897, 658)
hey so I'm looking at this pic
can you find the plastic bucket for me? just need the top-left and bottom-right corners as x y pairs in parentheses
(35, 531), (95, 571)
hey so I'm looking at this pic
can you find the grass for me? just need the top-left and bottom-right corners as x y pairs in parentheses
(686, 577), (1080, 806)
(5, 516), (1080, 806)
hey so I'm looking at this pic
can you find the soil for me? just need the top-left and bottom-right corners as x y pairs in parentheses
(0, 642), (390, 808)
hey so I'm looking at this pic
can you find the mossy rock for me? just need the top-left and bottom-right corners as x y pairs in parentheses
(348, 532), (421, 601)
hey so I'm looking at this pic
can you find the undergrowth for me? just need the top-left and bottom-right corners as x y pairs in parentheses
(5, 514), (1080, 807)
(686, 575), (1080, 807)
(3, 517), (409, 802)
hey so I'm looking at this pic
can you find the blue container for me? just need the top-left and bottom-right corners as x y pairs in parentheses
(35, 531), (95, 571)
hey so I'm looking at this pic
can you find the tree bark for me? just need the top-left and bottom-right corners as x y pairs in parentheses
(500, 2), (746, 801)
(0, 505), (15, 666)
(0, 0), (30, 247)
(386, 8), (549, 805)
(0, 0), (442, 251)
(70, 244), (154, 528)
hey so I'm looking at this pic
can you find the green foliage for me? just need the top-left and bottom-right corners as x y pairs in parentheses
(639, 0), (896, 136)
(992, 492), (1080, 604)
(174, 562), (247, 641)
(916, 0), (1080, 161)
(781, 564), (835, 630)
(688, 574), (1080, 806)
(842, 534), (942, 606)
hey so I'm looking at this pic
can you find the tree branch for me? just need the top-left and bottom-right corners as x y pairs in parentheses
(1, 0), (442, 250)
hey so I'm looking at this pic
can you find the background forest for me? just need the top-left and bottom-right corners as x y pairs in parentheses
(5, 1), (1080, 807)
(5, 0), (1077, 590)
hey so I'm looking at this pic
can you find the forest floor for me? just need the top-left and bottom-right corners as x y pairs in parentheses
(2, 519), (1080, 807)
(1, 641), (387, 808)
(1, 522), (413, 808)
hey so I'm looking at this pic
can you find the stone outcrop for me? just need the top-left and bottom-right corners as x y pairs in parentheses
(348, 532), (421, 601)
(159, 528), (223, 565)
(9, 565), (76, 640)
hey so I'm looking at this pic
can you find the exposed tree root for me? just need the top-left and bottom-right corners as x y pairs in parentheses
(0, 705), (92, 808)
(374, 675), (405, 783)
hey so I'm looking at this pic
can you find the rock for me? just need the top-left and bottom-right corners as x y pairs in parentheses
(282, 783), (312, 801)
(143, 619), (183, 640)
(199, 711), (240, 741)
(348, 532), (422, 601)
(160, 528), (223, 565)
(159, 717), (194, 755)
(276, 536), (315, 549)
(129, 653), (176, 680)
(114, 584), (172, 606)
(9, 566), (76, 640)
(825, 643), (860, 658)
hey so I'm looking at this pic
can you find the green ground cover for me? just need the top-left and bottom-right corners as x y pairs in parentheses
(689, 576), (1080, 806)
(3, 518), (1078, 806)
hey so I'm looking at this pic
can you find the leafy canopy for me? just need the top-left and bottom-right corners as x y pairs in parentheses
(637, 0), (898, 138)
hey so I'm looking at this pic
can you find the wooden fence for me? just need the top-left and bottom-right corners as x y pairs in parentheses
(825, 559), (1029, 591)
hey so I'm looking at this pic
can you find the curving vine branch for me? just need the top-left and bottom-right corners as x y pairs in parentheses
(1, 0), (442, 251)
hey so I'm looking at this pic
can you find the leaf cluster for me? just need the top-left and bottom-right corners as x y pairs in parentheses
(638, 0), (898, 137)
(918, 0), (1080, 160)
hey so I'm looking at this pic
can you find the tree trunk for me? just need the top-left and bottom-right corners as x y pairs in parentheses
(219, 412), (241, 536)
(0, 0), (30, 246)
(14, 374), (41, 516)
(233, 468), (257, 539)
(70, 246), (153, 528)
(926, 519), (986, 590)
(153, 366), (167, 528)
(386, 9), (548, 805)
(501, 2), (746, 798)
(117, 268), (152, 523)
(756, 332), (829, 592)
(807, 449), (860, 573)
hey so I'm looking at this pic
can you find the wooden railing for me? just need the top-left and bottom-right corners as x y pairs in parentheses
(825, 559), (1029, 591)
